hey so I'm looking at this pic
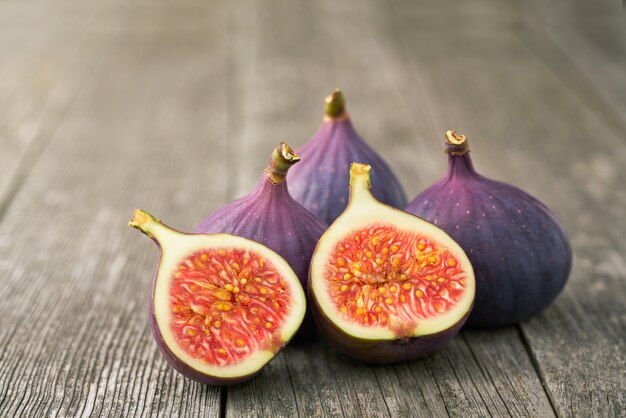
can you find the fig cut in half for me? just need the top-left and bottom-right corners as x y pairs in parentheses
(129, 210), (306, 385)
(309, 164), (475, 364)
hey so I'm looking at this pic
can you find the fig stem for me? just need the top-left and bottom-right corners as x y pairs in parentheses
(349, 163), (374, 204)
(265, 142), (300, 184)
(444, 130), (470, 156)
(129, 209), (178, 243)
(324, 89), (347, 120)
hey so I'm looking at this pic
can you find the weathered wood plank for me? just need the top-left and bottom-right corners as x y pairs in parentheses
(516, 6), (626, 141)
(0, 2), (102, 216)
(0, 1), (231, 416)
(0, 1), (623, 417)
(224, 1), (556, 417)
(387, 1), (626, 416)
(515, 0), (626, 126)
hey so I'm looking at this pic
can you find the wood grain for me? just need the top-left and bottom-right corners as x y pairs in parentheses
(0, 2), (104, 218)
(0, 1), (623, 417)
(0, 1), (230, 416)
(515, 0), (625, 124)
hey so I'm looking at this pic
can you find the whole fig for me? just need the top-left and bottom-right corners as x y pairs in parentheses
(405, 131), (572, 328)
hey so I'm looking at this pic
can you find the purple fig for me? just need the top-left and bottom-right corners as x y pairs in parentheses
(309, 163), (475, 364)
(129, 210), (306, 385)
(288, 90), (407, 224)
(195, 142), (327, 336)
(405, 131), (572, 328)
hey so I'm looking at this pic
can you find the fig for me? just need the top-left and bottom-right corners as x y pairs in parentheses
(405, 131), (572, 328)
(129, 210), (306, 385)
(195, 142), (327, 295)
(309, 163), (475, 364)
(287, 90), (407, 224)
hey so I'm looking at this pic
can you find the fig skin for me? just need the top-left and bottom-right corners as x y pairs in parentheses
(310, 288), (470, 365)
(405, 131), (572, 328)
(287, 90), (407, 224)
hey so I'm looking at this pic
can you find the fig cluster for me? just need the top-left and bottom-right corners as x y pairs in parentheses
(130, 90), (571, 385)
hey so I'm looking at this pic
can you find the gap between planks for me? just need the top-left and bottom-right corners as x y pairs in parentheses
(516, 326), (559, 416)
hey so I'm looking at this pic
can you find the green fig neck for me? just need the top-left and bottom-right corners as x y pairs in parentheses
(265, 142), (300, 184)
(324, 89), (348, 121)
(129, 209), (179, 244)
(349, 163), (376, 205)
(444, 130), (476, 178)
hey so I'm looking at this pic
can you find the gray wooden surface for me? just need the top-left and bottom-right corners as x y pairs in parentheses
(0, 1), (624, 417)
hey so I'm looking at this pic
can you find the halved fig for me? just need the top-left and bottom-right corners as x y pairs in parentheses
(309, 164), (475, 364)
(129, 210), (306, 385)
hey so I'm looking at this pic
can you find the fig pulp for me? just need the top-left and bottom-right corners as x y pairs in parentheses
(287, 90), (407, 224)
(405, 131), (572, 328)
(309, 164), (475, 364)
(129, 210), (306, 385)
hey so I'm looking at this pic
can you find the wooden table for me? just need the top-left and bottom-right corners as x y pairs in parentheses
(1, 1), (624, 416)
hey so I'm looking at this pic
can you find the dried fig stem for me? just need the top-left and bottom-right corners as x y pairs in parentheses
(444, 130), (470, 156)
(129, 209), (177, 242)
(265, 142), (300, 184)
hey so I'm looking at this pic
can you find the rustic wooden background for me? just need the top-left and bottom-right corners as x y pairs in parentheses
(1, 1), (624, 417)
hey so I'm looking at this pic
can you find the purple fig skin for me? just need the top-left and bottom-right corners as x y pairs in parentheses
(287, 90), (407, 224)
(405, 131), (572, 328)
(195, 143), (327, 337)
(310, 286), (471, 365)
